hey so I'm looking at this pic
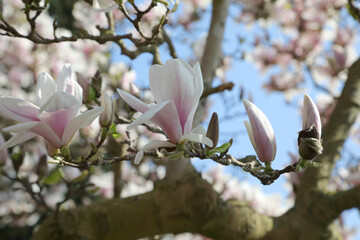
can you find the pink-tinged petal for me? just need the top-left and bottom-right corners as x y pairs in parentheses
(303, 94), (322, 137)
(243, 100), (276, 162)
(39, 108), (77, 139)
(61, 107), (104, 146)
(1, 132), (38, 149)
(32, 122), (62, 148)
(36, 72), (56, 106)
(38, 92), (79, 116)
(117, 89), (149, 113)
(141, 140), (176, 151)
(134, 150), (144, 165)
(57, 64), (83, 104)
(179, 133), (213, 147)
(0, 97), (39, 122)
(149, 59), (203, 133)
(3, 122), (39, 133)
(127, 101), (182, 143)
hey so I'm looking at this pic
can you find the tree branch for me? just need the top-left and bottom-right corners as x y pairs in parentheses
(32, 167), (273, 240)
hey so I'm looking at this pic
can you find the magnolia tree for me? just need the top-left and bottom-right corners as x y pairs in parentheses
(0, 0), (360, 239)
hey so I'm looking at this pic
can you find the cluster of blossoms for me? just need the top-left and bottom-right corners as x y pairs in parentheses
(0, 59), (213, 163)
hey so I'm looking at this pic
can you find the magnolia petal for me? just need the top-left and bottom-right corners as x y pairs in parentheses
(244, 120), (257, 153)
(303, 94), (322, 137)
(36, 72), (56, 106)
(127, 101), (182, 143)
(62, 107), (104, 146)
(134, 150), (144, 165)
(1, 132), (38, 149)
(141, 140), (176, 151)
(57, 64), (83, 104)
(149, 59), (202, 134)
(39, 108), (78, 139)
(32, 122), (62, 148)
(243, 100), (276, 162)
(3, 122), (39, 133)
(117, 89), (149, 113)
(38, 92), (80, 116)
(179, 132), (213, 147)
(126, 101), (169, 130)
(0, 97), (39, 122)
(191, 126), (207, 135)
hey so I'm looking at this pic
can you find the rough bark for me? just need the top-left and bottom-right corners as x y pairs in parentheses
(32, 169), (273, 240)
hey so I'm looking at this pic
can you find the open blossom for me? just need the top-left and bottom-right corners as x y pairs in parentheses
(298, 94), (322, 160)
(117, 59), (213, 163)
(243, 100), (276, 163)
(0, 64), (104, 155)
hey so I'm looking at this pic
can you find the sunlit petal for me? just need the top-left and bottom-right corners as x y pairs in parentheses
(117, 89), (149, 113)
(0, 97), (39, 122)
(62, 107), (104, 145)
(36, 72), (56, 106)
(1, 132), (38, 149)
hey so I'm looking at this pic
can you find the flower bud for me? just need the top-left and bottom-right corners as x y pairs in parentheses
(99, 91), (115, 127)
(298, 127), (323, 160)
(206, 112), (219, 150)
(243, 100), (276, 163)
(299, 94), (323, 160)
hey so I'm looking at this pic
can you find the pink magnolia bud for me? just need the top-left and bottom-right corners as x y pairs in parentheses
(243, 100), (276, 163)
(298, 94), (323, 160)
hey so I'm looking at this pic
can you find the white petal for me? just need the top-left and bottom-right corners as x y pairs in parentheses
(179, 133), (213, 147)
(127, 101), (170, 130)
(3, 122), (39, 133)
(0, 97), (39, 122)
(191, 126), (206, 135)
(117, 89), (149, 113)
(62, 107), (104, 145)
(1, 132), (37, 149)
(36, 72), (56, 106)
(244, 120), (256, 151)
(134, 150), (144, 165)
(38, 92), (80, 115)
(141, 140), (176, 151)
(57, 64), (83, 104)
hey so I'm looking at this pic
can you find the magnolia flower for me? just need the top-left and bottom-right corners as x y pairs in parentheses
(298, 94), (322, 160)
(243, 100), (276, 163)
(117, 59), (213, 164)
(0, 64), (104, 155)
(93, 0), (118, 12)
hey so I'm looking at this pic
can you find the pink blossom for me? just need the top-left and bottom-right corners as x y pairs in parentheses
(243, 100), (276, 163)
(0, 64), (104, 154)
(117, 59), (212, 163)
